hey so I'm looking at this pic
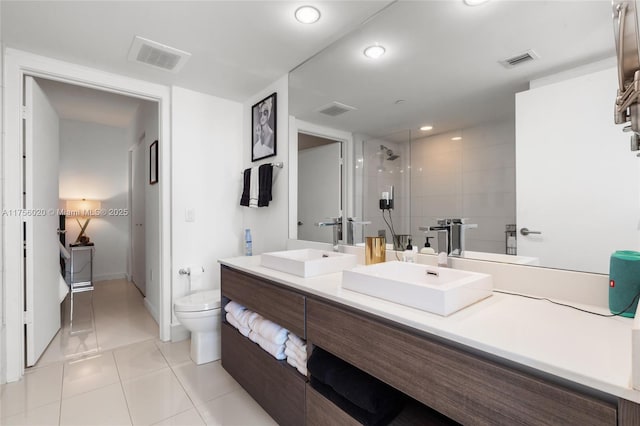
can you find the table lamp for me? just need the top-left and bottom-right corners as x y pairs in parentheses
(66, 199), (101, 245)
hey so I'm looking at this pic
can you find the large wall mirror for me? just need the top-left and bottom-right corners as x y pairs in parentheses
(289, 0), (640, 274)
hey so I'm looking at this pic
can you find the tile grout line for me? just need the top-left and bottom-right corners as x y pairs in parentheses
(58, 360), (66, 425)
(112, 348), (136, 426)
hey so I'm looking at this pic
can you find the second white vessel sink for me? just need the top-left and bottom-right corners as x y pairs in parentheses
(261, 249), (357, 278)
(342, 261), (492, 316)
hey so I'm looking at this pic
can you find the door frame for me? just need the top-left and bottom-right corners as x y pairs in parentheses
(288, 118), (354, 240)
(2, 48), (172, 383)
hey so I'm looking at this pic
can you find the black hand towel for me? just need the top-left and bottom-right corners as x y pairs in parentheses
(240, 168), (251, 206)
(257, 164), (273, 207)
(308, 347), (404, 414)
(310, 377), (404, 426)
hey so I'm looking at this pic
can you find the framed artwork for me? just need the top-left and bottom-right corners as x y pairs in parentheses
(150, 140), (158, 185)
(251, 92), (277, 162)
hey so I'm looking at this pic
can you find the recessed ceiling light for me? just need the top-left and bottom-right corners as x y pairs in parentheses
(464, 0), (489, 5)
(420, 125), (433, 131)
(451, 136), (463, 141)
(295, 6), (320, 24)
(364, 44), (386, 59)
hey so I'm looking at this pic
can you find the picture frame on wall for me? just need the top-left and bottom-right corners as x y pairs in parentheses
(251, 92), (277, 162)
(150, 140), (158, 185)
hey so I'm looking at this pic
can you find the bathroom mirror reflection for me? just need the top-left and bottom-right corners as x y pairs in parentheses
(289, 1), (640, 274)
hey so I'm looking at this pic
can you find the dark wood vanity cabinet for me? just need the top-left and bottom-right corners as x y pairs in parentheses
(220, 265), (640, 426)
(306, 298), (617, 426)
(220, 266), (306, 426)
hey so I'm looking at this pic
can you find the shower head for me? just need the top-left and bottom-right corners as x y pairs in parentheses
(379, 145), (399, 161)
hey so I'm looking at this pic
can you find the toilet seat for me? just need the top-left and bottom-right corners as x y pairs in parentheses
(174, 290), (221, 312)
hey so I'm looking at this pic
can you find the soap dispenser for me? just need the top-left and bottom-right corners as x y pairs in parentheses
(403, 238), (415, 262)
(420, 236), (435, 254)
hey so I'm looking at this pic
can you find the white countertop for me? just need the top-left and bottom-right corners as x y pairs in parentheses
(219, 255), (638, 403)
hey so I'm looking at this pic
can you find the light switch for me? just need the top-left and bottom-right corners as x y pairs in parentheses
(185, 208), (195, 222)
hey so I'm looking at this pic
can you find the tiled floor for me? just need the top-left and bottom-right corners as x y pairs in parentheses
(0, 280), (276, 425)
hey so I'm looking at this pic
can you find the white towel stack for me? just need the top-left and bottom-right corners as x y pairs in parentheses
(224, 301), (288, 360)
(284, 333), (308, 376)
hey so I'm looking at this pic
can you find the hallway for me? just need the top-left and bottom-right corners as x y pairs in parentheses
(36, 279), (158, 367)
(0, 279), (275, 425)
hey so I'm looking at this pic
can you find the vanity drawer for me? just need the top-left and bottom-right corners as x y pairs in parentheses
(221, 322), (305, 426)
(221, 266), (305, 337)
(306, 383), (361, 426)
(306, 298), (616, 426)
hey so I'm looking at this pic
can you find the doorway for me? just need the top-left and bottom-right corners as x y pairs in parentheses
(3, 49), (171, 382)
(25, 77), (160, 367)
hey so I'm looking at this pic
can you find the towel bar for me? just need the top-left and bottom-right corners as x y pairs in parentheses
(240, 162), (283, 174)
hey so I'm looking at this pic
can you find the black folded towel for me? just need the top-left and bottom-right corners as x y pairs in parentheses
(240, 168), (251, 206)
(257, 164), (273, 207)
(310, 377), (404, 426)
(308, 347), (404, 415)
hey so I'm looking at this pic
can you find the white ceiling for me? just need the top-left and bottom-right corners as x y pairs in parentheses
(2, 1), (618, 138)
(289, 0), (617, 139)
(36, 78), (147, 128)
(2, 1), (392, 102)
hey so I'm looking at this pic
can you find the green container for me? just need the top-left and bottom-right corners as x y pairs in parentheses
(609, 250), (640, 317)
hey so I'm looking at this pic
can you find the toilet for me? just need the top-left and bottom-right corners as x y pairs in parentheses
(174, 290), (221, 365)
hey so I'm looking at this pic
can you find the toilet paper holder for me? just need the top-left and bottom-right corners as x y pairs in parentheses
(178, 267), (204, 276)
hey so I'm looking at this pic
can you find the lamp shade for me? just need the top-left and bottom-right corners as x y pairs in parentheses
(66, 199), (101, 217)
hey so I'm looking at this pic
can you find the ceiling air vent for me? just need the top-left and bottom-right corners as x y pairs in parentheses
(499, 49), (539, 69)
(128, 36), (191, 73)
(317, 101), (357, 117)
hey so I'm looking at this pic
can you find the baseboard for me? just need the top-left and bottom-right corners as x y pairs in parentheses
(171, 323), (190, 342)
(144, 298), (159, 324)
(94, 273), (127, 282)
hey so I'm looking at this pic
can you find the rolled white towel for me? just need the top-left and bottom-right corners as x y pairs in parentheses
(247, 311), (261, 329)
(224, 301), (246, 318)
(251, 317), (288, 345)
(249, 331), (286, 360)
(235, 309), (258, 329)
(284, 346), (305, 366)
(226, 313), (250, 337)
(285, 354), (308, 376)
(285, 339), (307, 361)
(287, 332), (305, 348)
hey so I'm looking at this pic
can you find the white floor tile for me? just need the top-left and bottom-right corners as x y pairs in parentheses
(114, 341), (168, 381)
(121, 368), (193, 426)
(155, 340), (191, 367)
(151, 408), (205, 426)
(0, 401), (60, 426)
(172, 361), (241, 407)
(195, 388), (277, 426)
(62, 352), (119, 399)
(59, 382), (131, 426)
(0, 363), (63, 419)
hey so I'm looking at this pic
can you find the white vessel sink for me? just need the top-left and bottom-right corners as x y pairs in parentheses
(261, 249), (357, 277)
(342, 261), (492, 316)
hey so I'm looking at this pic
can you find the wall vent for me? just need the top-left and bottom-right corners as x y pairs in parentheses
(499, 49), (539, 69)
(128, 36), (191, 73)
(316, 101), (357, 117)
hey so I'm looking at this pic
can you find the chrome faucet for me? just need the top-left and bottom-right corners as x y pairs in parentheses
(419, 218), (477, 257)
(316, 217), (343, 251)
(346, 217), (371, 245)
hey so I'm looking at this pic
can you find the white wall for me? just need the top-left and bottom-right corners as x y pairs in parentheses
(242, 75), (289, 254)
(407, 121), (515, 253)
(128, 100), (160, 320)
(171, 86), (243, 329)
(59, 119), (130, 281)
